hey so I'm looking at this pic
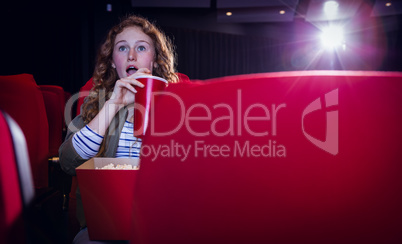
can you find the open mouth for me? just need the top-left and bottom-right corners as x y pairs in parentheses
(126, 66), (138, 76)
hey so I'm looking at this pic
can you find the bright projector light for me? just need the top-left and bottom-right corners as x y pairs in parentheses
(320, 26), (344, 49)
(324, 1), (339, 17)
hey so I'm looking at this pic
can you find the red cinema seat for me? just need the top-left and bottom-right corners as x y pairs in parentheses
(0, 110), (35, 244)
(132, 71), (402, 244)
(0, 74), (49, 189)
(64, 91), (72, 103)
(39, 85), (67, 138)
(64, 91), (72, 130)
(41, 89), (73, 211)
(39, 85), (65, 109)
(40, 90), (63, 157)
(176, 72), (190, 83)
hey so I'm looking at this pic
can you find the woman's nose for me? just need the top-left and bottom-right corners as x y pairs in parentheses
(128, 49), (136, 61)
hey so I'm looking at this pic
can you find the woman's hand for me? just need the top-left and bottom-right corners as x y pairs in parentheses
(108, 68), (151, 106)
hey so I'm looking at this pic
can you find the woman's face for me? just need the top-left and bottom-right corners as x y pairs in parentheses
(112, 26), (156, 78)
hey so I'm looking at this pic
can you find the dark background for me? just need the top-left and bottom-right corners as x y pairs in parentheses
(1, 0), (401, 94)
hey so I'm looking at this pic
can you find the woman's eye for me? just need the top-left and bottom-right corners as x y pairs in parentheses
(118, 46), (127, 52)
(137, 46), (146, 52)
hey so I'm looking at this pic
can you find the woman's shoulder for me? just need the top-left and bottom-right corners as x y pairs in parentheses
(67, 114), (86, 134)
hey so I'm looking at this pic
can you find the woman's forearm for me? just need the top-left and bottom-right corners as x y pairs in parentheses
(86, 100), (125, 136)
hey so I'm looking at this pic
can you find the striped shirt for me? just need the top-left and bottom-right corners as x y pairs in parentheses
(72, 121), (142, 159)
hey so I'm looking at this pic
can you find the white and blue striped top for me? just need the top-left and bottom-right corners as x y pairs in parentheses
(72, 121), (142, 159)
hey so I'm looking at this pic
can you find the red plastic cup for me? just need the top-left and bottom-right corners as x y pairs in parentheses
(133, 75), (168, 138)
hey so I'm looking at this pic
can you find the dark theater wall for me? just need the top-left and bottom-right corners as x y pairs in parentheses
(1, 0), (88, 94)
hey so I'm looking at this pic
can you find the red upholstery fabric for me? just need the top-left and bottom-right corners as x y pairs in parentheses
(39, 85), (66, 129)
(0, 74), (49, 188)
(41, 90), (63, 157)
(0, 111), (24, 243)
(39, 85), (65, 112)
(132, 71), (402, 244)
(64, 91), (72, 102)
(0, 111), (34, 243)
(176, 72), (190, 83)
(64, 91), (72, 127)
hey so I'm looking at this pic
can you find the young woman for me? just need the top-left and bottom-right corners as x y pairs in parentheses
(59, 15), (178, 243)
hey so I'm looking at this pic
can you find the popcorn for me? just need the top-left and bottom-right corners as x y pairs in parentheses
(96, 163), (139, 170)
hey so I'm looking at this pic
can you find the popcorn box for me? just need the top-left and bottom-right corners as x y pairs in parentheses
(76, 157), (139, 241)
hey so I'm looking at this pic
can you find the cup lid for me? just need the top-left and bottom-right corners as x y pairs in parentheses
(136, 75), (168, 83)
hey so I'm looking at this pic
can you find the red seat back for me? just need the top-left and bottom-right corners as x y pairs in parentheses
(0, 110), (34, 244)
(132, 71), (402, 244)
(64, 91), (72, 127)
(0, 74), (49, 188)
(40, 90), (63, 157)
(39, 85), (66, 130)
